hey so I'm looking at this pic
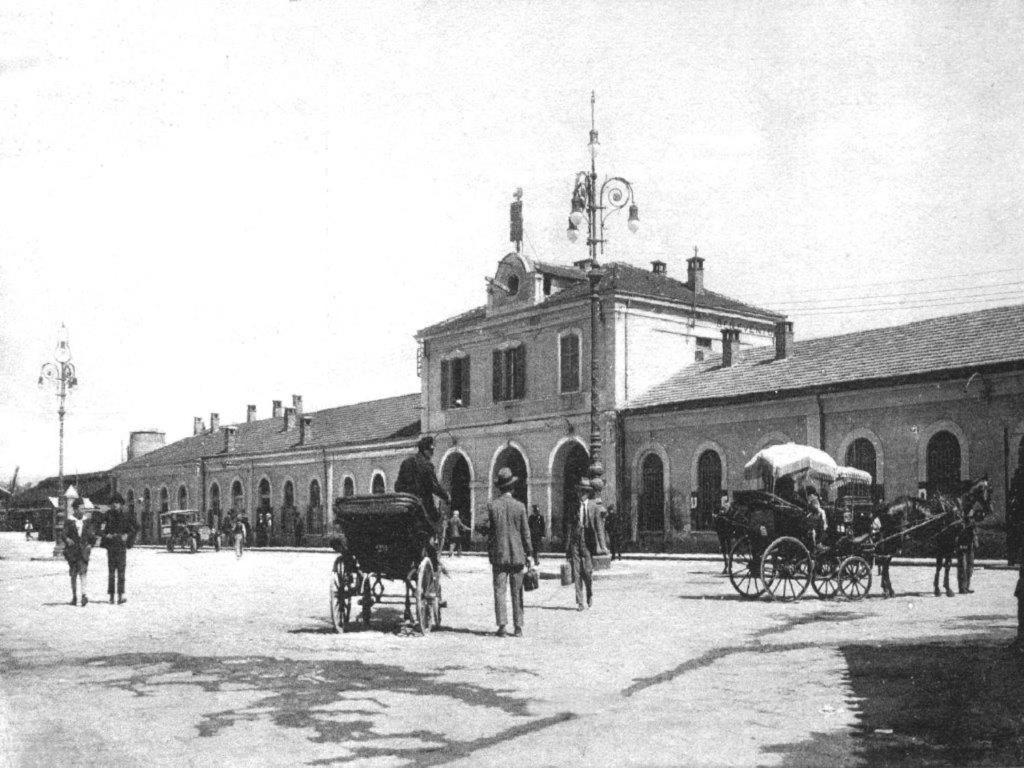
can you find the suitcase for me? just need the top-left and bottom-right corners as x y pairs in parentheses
(559, 562), (573, 586)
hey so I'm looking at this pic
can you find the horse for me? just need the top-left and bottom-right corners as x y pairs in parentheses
(713, 508), (735, 574)
(872, 478), (992, 598)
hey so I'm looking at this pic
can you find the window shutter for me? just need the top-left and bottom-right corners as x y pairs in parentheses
(440, 359), (450, 410)
(460, 355), (471, 406)
(569, 335), (580, 391)
(513, 345), (526, 399)
(492, 349), (503, 401)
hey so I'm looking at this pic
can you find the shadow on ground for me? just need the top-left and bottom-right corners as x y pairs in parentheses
(762, 633), (1024, 767)
(78, 651), (572, 766)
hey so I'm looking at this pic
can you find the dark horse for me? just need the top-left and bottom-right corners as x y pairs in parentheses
(873, 478), (992, 598)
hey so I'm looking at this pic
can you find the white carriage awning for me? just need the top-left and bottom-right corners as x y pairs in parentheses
(743, 443), (840, 482)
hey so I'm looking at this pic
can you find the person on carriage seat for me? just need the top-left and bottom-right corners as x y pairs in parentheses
(774, 476), (800, 507)
(805, 486), (829, 549)
(396, 435), (451, 581)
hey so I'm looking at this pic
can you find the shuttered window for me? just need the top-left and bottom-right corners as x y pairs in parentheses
(492, 345), (526, 401)
(559, 334), (580, 393)
(440, 356), (471, 409)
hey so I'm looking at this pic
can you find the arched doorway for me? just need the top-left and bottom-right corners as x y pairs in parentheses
(492, 445), (528, 508)
(550, 440), (589, 544)
(845, 437), (878, 499)
(231, 480), (244, 513)
(307, 479), (323, 536)
(208, 482), (221, 528)
(177, 485), (188, 510)
(441, 451), (473, 533)
(371, 473), (385, 495)
(342, 476), (355, 497)
(927, 431), (962, 495)
(638, 453), (665, 533)
(694, 449), (722, 531)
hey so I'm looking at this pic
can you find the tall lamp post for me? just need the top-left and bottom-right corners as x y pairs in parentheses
(566, 92), (639, 522)
(39, 324), (78, 557)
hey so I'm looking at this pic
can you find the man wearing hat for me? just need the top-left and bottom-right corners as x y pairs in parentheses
(395, 435), (451, 522)
(565, 476), (602, 611)
(62, 497), (99, 607)
(100, 492), (138, 604)
(483, 467), (533, 637)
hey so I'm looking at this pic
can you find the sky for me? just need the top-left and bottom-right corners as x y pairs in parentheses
(1, 1), (1022, 484)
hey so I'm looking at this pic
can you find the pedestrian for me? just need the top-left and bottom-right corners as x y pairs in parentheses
(527, 504), (545, 566)
(445, 511), (471, 556)
(62, 498), (99, 607)
(605, 504), (625, 561)
(482, 467), (533, 637)
(1008, 455), (1024, 567)
(24, 519), (34, 540)
(100, 492), (137, 604)
(294, 513), (304, 547)
(565, 476), (601, 611)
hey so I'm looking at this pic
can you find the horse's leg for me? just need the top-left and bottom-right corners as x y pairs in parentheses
(879, 558), (893, 598)
(934, 555), (943, 597)
(956, 548), (967, 594)
(718, 532), (730, 574)
(944, 554), (956, 597)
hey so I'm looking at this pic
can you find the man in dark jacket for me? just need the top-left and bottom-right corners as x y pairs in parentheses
(395, 436), (451, 522)
(565, 477), (602, 611)
(482, 467), (533, 637)
(62, 498), (99, 607)
(101, 492), (138, 604)
(527, 505), (545, 566)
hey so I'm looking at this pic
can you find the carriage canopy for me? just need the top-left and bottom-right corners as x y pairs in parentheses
(743, 443), (840, 483)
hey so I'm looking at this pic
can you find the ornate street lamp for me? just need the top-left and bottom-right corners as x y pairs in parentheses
(565, 92), (639, 517)
(38, 324), (78, 557)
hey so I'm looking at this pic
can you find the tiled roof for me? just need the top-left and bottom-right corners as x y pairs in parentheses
(114, 393), (421, 471)
(628, 303), (1024, 410)
(418, 306), (488, 337)
(12, 471), (115, 509)
(533, 260), (589, 281)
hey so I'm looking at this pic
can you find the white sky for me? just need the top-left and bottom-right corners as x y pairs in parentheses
(2, 1), (1022, 484)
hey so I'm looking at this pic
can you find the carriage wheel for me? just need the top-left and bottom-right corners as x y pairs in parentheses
(188, 536), (198, 554)
(329, 557), (352, 633)
(727, 537), (765, 598)
(837, 556), (872, 600)
(415, 559), (438, 635)
(760, 537), (812, 601)
(361, 576), (373, 626)
(811, 555), (841, 599)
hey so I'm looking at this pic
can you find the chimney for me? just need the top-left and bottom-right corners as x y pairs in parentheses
(283, 406), (296, 431)
(721, 328), (740, 367)
(292, 394), (303, 415)
(246, 404), (257, 423)
(687, 253), (705, 295)
(223, 425), (237, 453)
(193, 417), (204, 436)
(210, 412), (220, 432)
(272, 400), (283, 418)
(300, 415), (313, 444)
(774, 320), (794, 360)
(651, 260), (666, 275)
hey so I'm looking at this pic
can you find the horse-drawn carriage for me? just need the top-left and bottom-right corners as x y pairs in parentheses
(328, 493), (445, 634)
(719, 444), (877, 601)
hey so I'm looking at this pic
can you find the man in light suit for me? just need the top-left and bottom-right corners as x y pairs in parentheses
(481, 467), (533, 637)
(62, 498), (99, 607)
(565, 477), (602, 611)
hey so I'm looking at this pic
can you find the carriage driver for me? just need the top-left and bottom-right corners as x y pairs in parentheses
(395, 436), (452, 573)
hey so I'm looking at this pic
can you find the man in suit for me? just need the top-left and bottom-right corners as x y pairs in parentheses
(62, 498), (99, 607)
(482, 467), (533, 637)
(101, 492), (137, 604)
(395, 436), (451, 522)
(566, 477), (602, 611)
(527, 505), (545, 566)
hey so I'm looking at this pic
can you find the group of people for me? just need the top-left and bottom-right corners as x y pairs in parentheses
(394, 435), (611, 638)
(60, 491), (137, 607)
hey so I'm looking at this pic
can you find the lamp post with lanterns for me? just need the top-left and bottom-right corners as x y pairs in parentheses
(38, 324), (78, 557)
(566, 92), (639, 519)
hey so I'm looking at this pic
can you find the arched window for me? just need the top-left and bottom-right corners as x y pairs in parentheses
(257, 478), (271, 511)
(638, 453), (665, 532)
(694, 449), (722, 530)
(283, 480), (295, 509)
(231, 480), (244, 512)
(845, 438), (877, 483)
(143, 488), (151, 513)
(309, 479), (322, 509)
(342, 476), (355, 497)
(177, 485), (188, 510)
(371, 473), (385, 495)
(159, 487), (169, 513)
(209, 482), (221, 513)
(927, 431), (962, 495)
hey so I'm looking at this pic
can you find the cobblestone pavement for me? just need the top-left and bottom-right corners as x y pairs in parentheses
(1, 533), (1021, 767)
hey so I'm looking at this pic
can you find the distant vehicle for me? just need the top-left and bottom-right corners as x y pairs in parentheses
(159, 510), (213, 553)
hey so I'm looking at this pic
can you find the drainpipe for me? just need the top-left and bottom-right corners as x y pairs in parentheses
(615, 410), (628, 539)
(322, 447), (331, 535)
(816, 392), (826, 452)
(200, 458), (207, 524)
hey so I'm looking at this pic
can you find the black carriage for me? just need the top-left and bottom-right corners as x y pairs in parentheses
(328, 493), (444, 634)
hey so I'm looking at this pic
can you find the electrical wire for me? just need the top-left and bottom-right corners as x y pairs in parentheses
(767, 280), (1024, 308)
(784, 297), (1022, 317)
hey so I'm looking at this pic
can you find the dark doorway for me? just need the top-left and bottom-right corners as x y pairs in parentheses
(551, 440), (589, 543)
(492, 445), (528, 508)
(638, 453), (665, 533)
(927, 431), (962, 496)
(694, 449), (722, 531)
(441, 452), (473, 531)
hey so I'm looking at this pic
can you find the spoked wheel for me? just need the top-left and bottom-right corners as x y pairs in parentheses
(760, 537), (812, 601)
(728, 537), (765, 598)
(837, 556), (872, 599)
(415, 558), (439, 634)
(329, 557), (352, 633)
(811, 555), (841, 599)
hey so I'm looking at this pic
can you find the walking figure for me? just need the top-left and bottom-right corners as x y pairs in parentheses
(565, 477), (602, 610)
(101, 492), (137, 604)
(62, 498), (99, 607)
